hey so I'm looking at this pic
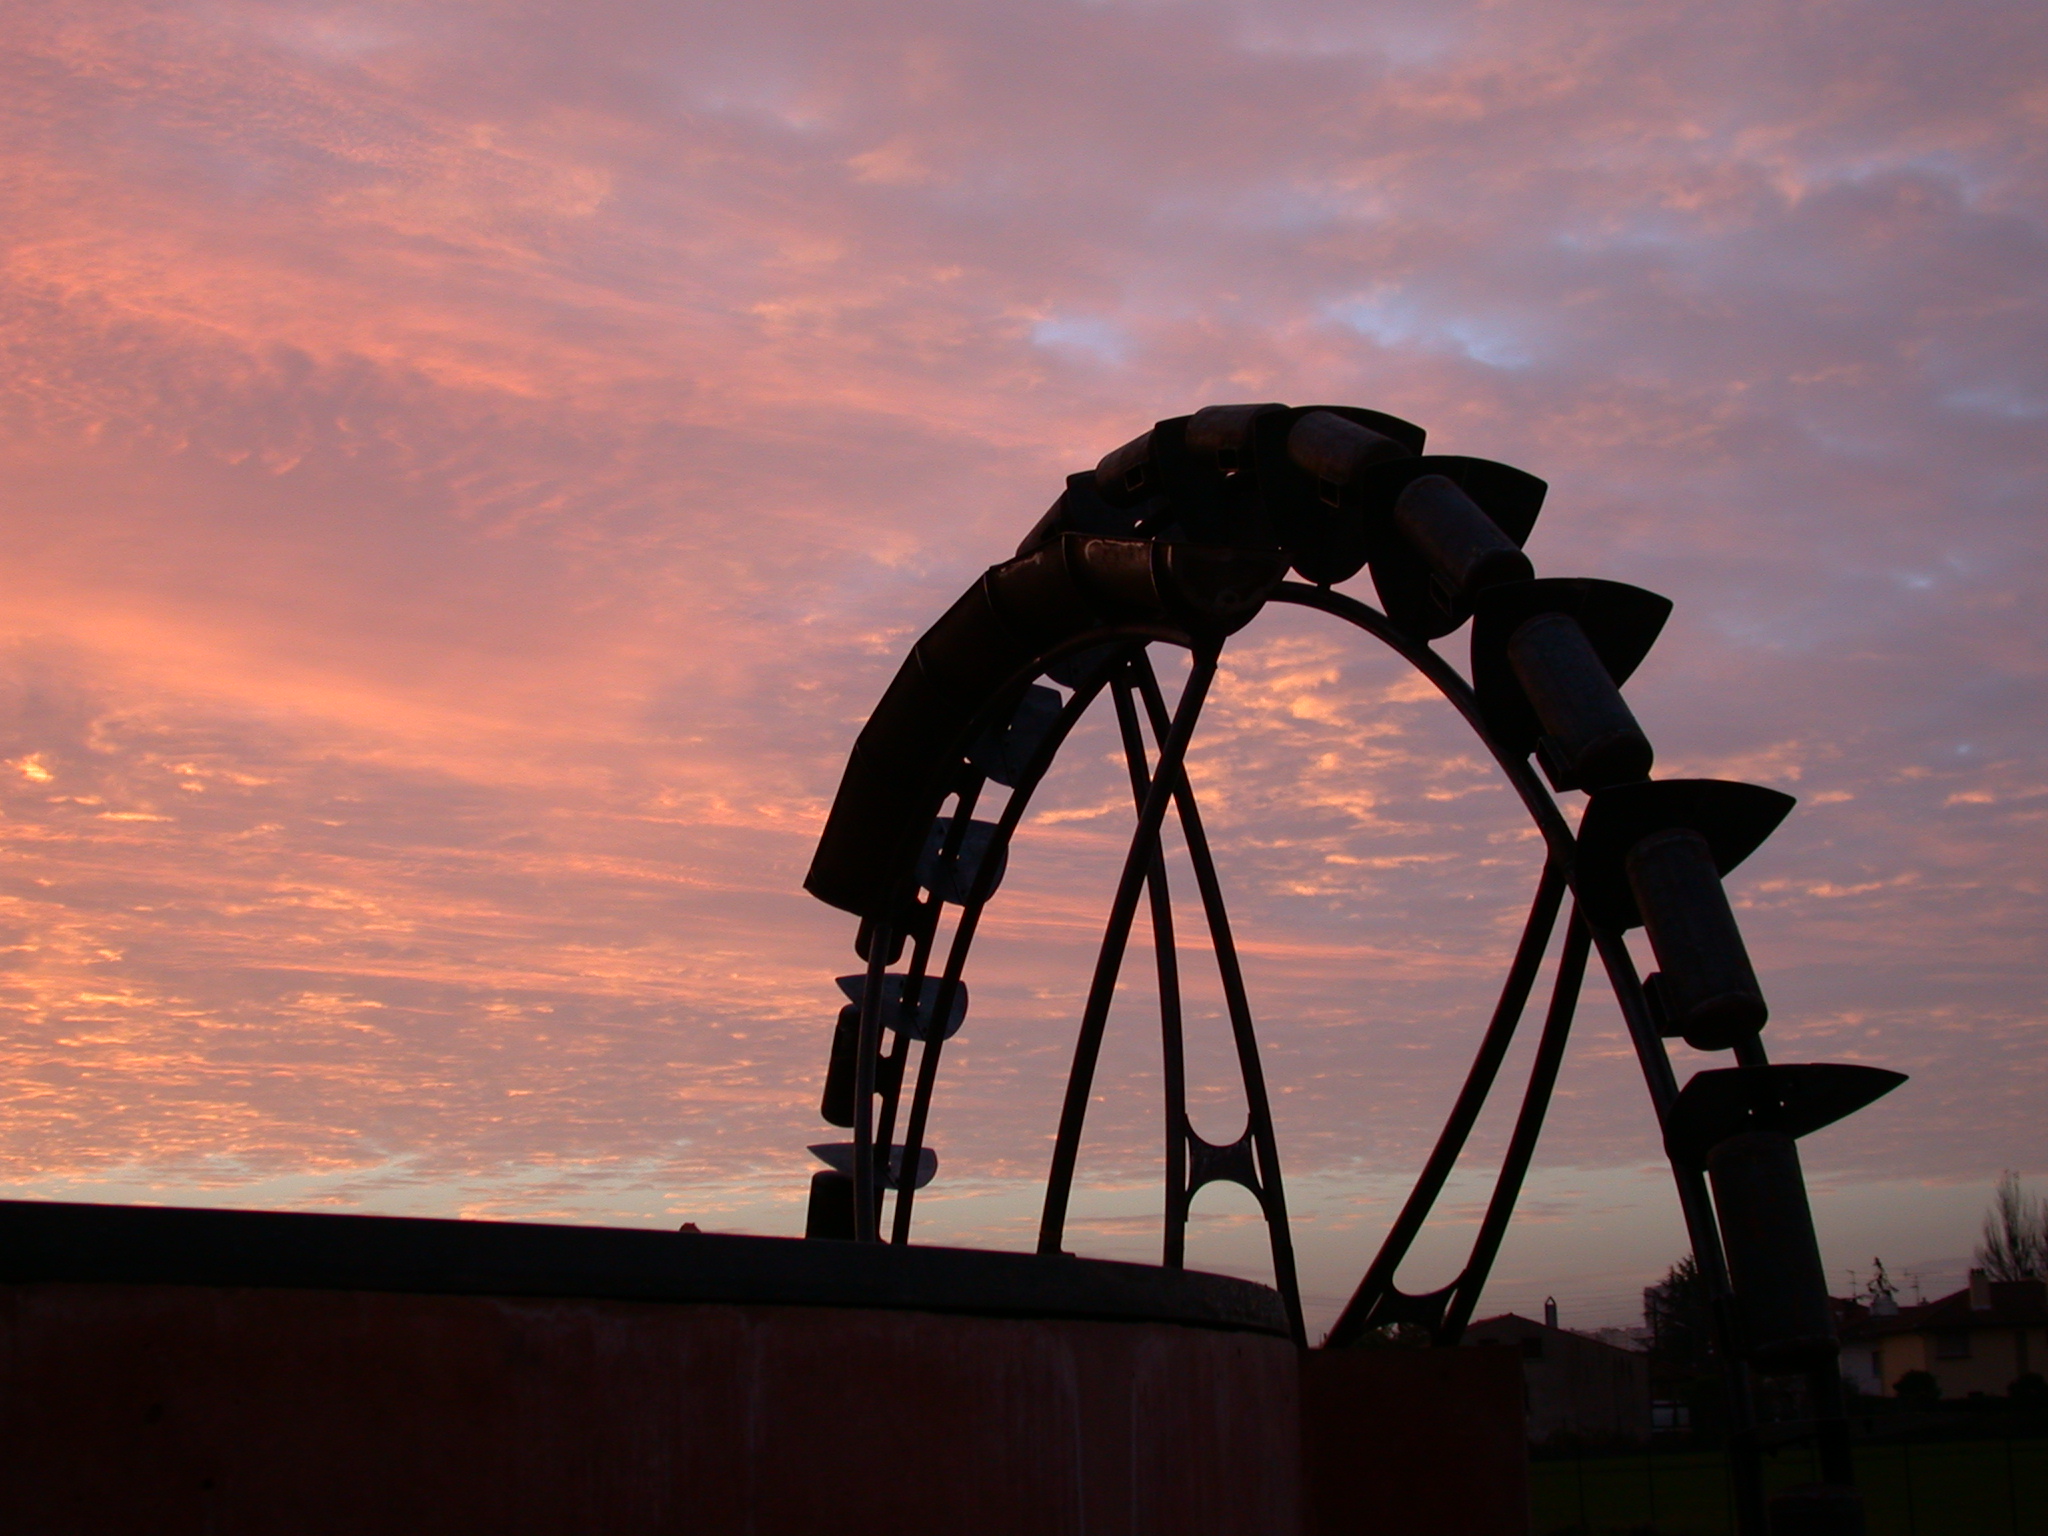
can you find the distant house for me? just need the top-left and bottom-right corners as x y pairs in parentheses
(1839, 1272), (2047, 1399)
(1464, 1309), (1650, 1444)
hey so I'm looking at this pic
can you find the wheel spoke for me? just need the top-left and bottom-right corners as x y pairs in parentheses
(1108, 666), (1190, 1268)
(1326, 864), (1568, 1345)
(1440, 904), (1592, 1339)
(1037, 649), (1219, 1258)
(887, 660), (1129, 1243)
(1131, 654), (1306, 1345)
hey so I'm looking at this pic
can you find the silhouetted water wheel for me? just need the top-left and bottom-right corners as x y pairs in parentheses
(799, 403), (1903, 1536)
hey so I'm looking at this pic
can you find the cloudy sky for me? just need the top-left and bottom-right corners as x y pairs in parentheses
(3, 0), (2042, 1332)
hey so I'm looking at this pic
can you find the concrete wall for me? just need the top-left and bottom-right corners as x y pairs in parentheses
(1869, 1325), (2048, 1398)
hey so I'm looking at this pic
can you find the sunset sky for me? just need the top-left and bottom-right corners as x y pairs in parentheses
(3, 0), (2042, 1332)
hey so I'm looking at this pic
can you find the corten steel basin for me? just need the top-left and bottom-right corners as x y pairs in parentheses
(0, 1200), (1527, 1536)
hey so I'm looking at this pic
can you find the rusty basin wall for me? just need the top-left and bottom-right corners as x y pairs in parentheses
(0, 1201), (1525, 1536)
(3, 1283), (1304, 1536)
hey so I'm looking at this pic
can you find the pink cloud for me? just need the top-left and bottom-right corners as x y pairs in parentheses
(0, 0), (2041, 1327)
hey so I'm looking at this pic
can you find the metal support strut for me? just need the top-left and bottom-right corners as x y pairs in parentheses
(1038, 648), (1219, 1264)
(885, 665), (1126, 1244)
(1129, 653), (1306, 1346)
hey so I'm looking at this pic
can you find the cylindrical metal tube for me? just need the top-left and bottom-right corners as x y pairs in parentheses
(1188, 402), (1286, 475)
(1094, 430), (1156, 503)
(1625, 828), (1768, 1050)
(1391, 475), (1533, 609)
(820, 1005), (860, 1127)
(1285, 411), (1409, 490)
(1506, 612), (1654, 789)
(804, 1170), (857, 1240)
(919, 818), (1009, 906)
(1707, 1132), (1838, 1372)
(855, 914), (907, 965)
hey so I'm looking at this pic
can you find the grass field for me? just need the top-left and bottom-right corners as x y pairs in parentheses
(1529, 1438), (2048, 1535)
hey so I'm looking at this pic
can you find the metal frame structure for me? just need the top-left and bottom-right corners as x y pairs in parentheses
(799, 402), (1903, 1536)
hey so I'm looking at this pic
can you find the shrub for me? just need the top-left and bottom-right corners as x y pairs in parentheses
(1894, 1370), (1940, 1408)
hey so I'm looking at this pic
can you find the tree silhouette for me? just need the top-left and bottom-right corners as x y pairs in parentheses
(1975, 1171), (2048, 1282)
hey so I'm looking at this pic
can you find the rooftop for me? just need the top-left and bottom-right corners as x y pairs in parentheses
(1840, 1278), (2047, 1340)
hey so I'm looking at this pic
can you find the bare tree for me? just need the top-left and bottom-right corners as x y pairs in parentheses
(1975, 1171), (2048, 1282)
